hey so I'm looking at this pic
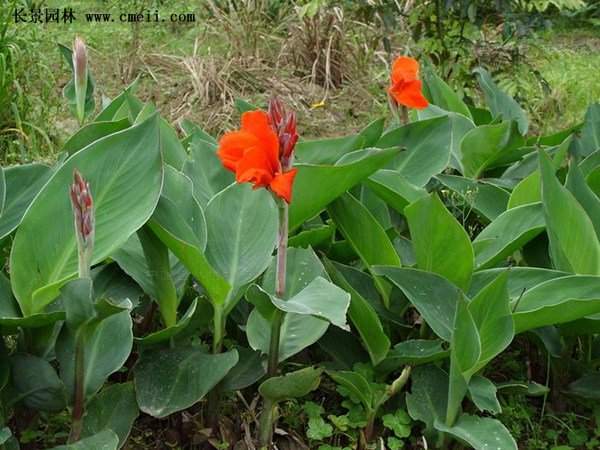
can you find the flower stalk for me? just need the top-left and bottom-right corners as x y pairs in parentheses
(67, 170), (95, 444)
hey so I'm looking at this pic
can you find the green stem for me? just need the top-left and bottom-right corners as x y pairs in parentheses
(259, 198), (289, 447)
(207, 306), (225, 430)
(400, 105), (409, 125)
(68, 334), (85, 443)
(258, 397), (276, 449)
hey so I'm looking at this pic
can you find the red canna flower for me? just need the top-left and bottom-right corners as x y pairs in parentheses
(70, 169), (94, 278)
(217, 102), (298, 203)
(388, 56), (429, 110)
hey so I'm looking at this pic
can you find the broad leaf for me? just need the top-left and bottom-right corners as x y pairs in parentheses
(11, 116), (162, 315)
(540, 149), (600, 274)
(62, 119), (130, 155)
(134, 347), (238, 418)
(259, 367), (322, 403)
(435, 415), (517, 450)
(378, 340), (449, 373)
(406, 194), (474, 291)
(49, 430), (119, 450)
(406, 365), (448, 434)
(289, 148), (399, 229)
(469, 376), (501, 414)
(365, 170), (427, 213)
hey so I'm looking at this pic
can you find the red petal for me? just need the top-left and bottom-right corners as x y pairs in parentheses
(389, 80), (429, 110)
(241, 111), (279, 172)
(217, 130), (258, 172)
(270, 169), (297, 203)
(391, 56), (420, 85)
(236, 146), (276, 188)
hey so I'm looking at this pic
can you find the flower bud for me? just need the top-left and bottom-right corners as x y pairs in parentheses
(72, 36), (88, 125)
(268, 97), (298, 168)
(70, 169), (94, 278)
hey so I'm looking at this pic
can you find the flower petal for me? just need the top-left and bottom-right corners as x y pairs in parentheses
(389, 80), (429, 110)
(391, 56), (420, 84)
(270, 169), (297, 203)
(217, 130), (258, 172)
(241, 110), (280, 170)
(236, 146), (276, 188)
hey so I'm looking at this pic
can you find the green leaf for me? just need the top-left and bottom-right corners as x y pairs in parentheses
(111, 232), (189, 322)
(436, 174), (509, 221)
(460, 121), (520, 178)
(182, 135), (233, 208)
(365, 170), (427, 214)
(474, 67), (528, 135)
(247, 309), (329, 362)
(571, 103), (600, 157)
(540, 149), (600, 274)
(469, 376), (501, 415)
(0, 163), (53, 240)
(221, 346), (266, 391)
(382, 409), (412, 438)
(180, 119), (217, 144)
(267, 277), (350, 330)
(205, 183), (278, 308)
(56, 311), (133, 400)
(567, 373), (600, 399)
(328, 193), (400, 306)
(379, 340), (449, 373)
(289, 148), (399, 229)
(259, 366), (322, 403)
(9, 353), (66, 412)
(566, 161), (600, 239)
(82, 382), (139, 448)
(375, 267), (460, 341)
(473, 203), (545, 269)
(422, 66), (472, 120)
(327, 370), (373, 412)
(435, 415), (517, 450)
(470, 267), (568, 299)
(135, 298), (198, 345)
(11, 116), (163, 315)
(447, 296), (481, 425)
(377, 116), (452, 186)
(513, 275), (600, 332)
(295, 118), (385, 164)
(62, 119), (130, 156)
(467, 272), (513, 372)
(49, 430), (119, 450)
(324, 259), (390, 366)
(406, 194), (474, 291)
(406, 365), (448, 433)
(134, 347), (238, 418)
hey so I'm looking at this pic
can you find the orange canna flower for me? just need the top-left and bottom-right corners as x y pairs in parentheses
(217, 109), (297, 203)
(388, 56), (429, 110)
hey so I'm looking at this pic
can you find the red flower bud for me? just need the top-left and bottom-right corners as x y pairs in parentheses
(267, 97), (299, 167)
(70, 170), (94, 277)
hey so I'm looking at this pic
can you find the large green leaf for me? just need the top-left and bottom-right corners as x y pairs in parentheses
(289, 148), (399, 229)
(11, 116), (163, 315)
(247, 309), (328, 362)
(182, 135), (233, 208)
(472, 203), (545, 269)
(134, 347), (238, 418)
(379, 340), (449, 373)
(540, 150), (600, 274)
(460, 121), (520, 178)
(377, 116), (452, 186)
(365, 170), (427, 214)
(566, 160), (600, 239)
(56, 311), (133, 400)
(251, 277), (350, 330)
(435, 415), (517, 450)
(513, 275), (600, 332)
(406, 365), (448, 434)
(406, 194), (474, 291)
(328, 193), (400, 306)
(205, 183), (278, 308)
(474, 67), (528, 135)
(375, 267), (460, 341)
(571, 103), (600, 157)
(436, 175), (509, 221)
(470, 267), (568, 299)
(0, 163), (52, 240)
(295, 118), (384, 164)
(9, 353), (66, 412)
(469, 376), (501, 415)
(62, 119), (130, 156)
(82, 382), (139, 448)
(324, 259), (390, 366)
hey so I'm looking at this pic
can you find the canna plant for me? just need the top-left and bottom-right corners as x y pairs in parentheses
(1, 36), (600, 450)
